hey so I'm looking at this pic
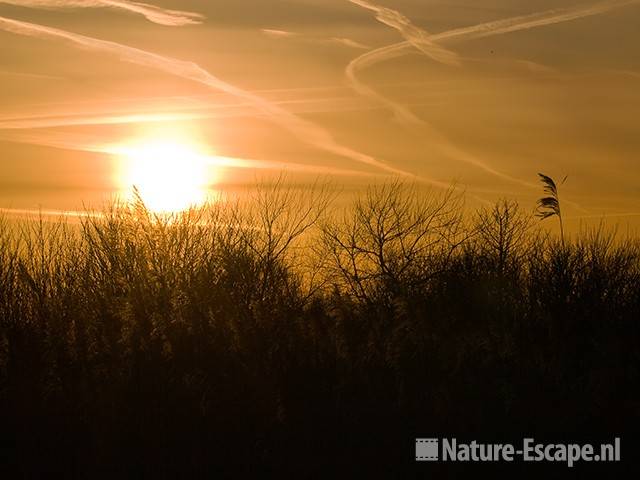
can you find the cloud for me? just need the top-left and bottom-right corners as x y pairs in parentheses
(432, 0), (640, 43)
(0, 128), (378, 179)
(346, 43), (422, 125)
(345, 0), (640, 190)
(0, 68), (63, 80)
(345, 1), (533, 187)
(206, 156), (379, 178)
(0, 93), (390, 129)
(329, 37), (369, 50)
(349, 0), (640, 93)
(613, 69), (640, 79)
(512, 59), (557, 75)
(346, 0), (460, 66)
(0, 15), (422, 181)
(0, 111), (208, 129)
(261, 28), (297, 38)
(0, 0), (205, 26)
(262, 28), (369, 50)
(0, 206), (103, 219)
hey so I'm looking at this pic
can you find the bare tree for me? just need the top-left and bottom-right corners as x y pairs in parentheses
(320, 182), (466, 302)
(475, 199), (533, 274)
(240, 175), (334, 302)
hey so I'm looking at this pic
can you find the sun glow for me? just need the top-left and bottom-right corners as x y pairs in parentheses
(118, 140), (214, 213)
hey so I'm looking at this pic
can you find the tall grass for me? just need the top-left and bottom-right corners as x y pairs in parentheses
(1, 183), (639, 476)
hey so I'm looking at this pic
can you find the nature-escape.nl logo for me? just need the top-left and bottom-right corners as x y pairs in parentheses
(416, 438), (621, 467)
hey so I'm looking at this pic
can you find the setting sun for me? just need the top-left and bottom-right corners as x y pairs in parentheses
(118, 140), (213, 213)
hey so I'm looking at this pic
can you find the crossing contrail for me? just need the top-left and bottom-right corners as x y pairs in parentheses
(346, 0), (460, 67)
(348, 0), (640, 117)
(345, 0), (640, 190)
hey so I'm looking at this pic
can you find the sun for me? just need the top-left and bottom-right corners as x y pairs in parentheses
(118, 140), (214, 213)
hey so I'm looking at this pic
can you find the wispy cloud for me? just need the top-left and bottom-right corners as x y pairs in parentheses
(329, 37), (370, 50)
(512, 59), (557, 75)
(262, 28), (369, 50)
(206, 156), (379, 178)
(345, 0), (640, 190)
(346, 43), (423, 125)
(345, 0), (533, 187)
(0, 0), (205, 26)
(349, 0), (640, 100)
(0, 68), (63, 80)
(346, 0), (460, 66)
(0, 128), (378, 179)
(607, 69), (640, 79)
(0, 15), (421, 180)
(0, 94), (388, 129)
(432, 0), (640, 43)
(261, 28), (296, 38)
(0, 206), (103, 219)
(0, 111), (207, 129)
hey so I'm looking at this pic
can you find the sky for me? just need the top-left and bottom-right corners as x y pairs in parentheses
(0, 0), (639, 227)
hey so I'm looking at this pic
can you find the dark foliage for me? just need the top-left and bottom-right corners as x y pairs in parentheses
(1, 184), (639, 477)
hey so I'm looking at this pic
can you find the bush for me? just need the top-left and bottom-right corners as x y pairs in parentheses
(1, 183), (638, 476)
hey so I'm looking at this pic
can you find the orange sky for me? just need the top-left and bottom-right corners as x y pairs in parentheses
(1, 0), (639, 228)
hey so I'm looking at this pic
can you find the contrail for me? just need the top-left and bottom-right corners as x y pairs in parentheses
(262, 28), (370, 49)
(0, 68), (63, 80)
(344, 1), (519, 184)
(207, 156), (380, 178)
(346, 0), (460, 67)
(261, 29), (297, 38)
(345, 0), (640, 188)
(348, 0), (640, 110)
(345, 1), (533, 186)
(0, 16), (424, 181)
(0, 124), (382, 178)
(0, 128), (382, 178)
(0, 95), (388, 129)
(0, 0), (204, 26)
(431, 0), (640, 43)
(346, 43), (423, 126)
(330, 37), (370, 50)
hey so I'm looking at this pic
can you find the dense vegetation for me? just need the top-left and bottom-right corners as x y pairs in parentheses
(1, 182), (639, 476)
